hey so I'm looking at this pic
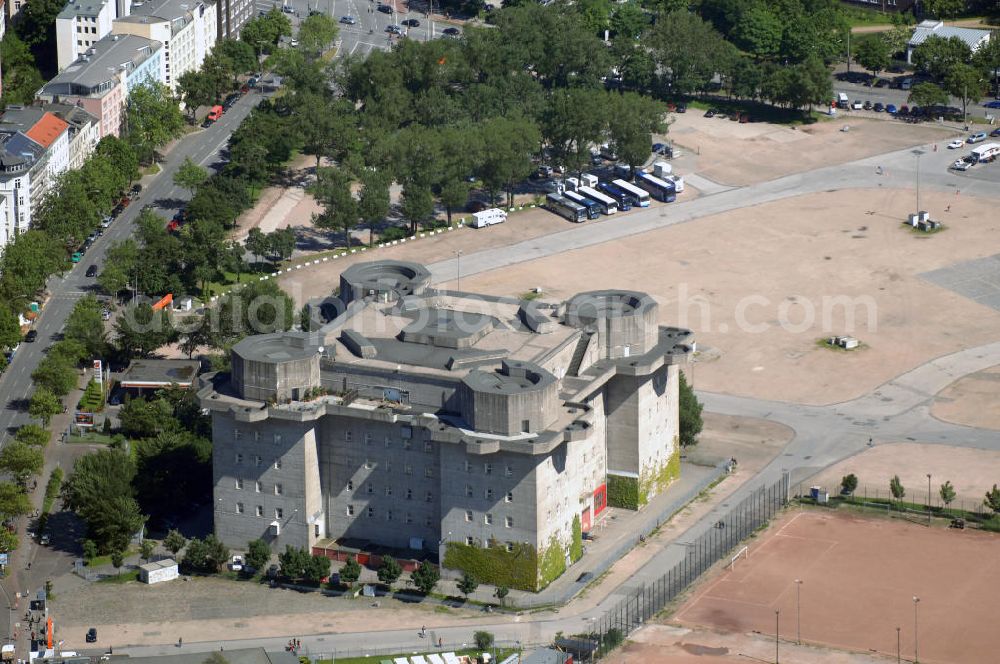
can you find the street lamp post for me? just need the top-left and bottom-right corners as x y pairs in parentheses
(926, 473), (932, 523)
(794, 579), (803, 645)
(896, 626), (901, 664)
(775, 609), (780, 664)
(456, 250), (463, 291)
(912, 148), (924, 213)
(913, 596), (920, 663)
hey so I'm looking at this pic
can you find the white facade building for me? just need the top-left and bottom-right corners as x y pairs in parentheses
(113, 0), (216, 92)
(56, 0), (118, 71)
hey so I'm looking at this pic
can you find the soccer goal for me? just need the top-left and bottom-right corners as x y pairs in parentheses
(726, 545), (749, 571)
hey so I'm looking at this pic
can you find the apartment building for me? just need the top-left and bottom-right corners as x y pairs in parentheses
(37, 33), (163, 138)
(55, 0), (124, 71)
(46, 103), (100, 170)
(0, 108), (71, 249)
(216, 0), (251, 40)
(113, 0), (216, 92)
(200, 261), (693, 591)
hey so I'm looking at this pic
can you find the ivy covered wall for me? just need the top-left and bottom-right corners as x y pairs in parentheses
(443, 541), (538, 591)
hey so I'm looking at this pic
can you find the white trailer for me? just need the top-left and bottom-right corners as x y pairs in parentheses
(471, 208), (508, 228)
(970, 142), (1000, 163)
(580, 173), (598, 188)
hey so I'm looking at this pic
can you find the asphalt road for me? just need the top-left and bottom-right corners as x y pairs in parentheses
(833, 76), (1000, 119)
(256, 0), (461, 58)
(0, 91), (263, 449)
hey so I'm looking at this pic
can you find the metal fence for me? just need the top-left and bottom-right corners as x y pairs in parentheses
(793, 482), (993, 518)
(511, 460), (730, 609)
(585, 473), (790, 660)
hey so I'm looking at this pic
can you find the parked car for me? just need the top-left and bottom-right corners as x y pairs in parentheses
(704, 108), (717, 118)
(442, 26), (460, 36)
(401, 18), (420, 26)
(86, 628), (97, 643)
(102, 309), (112, 321)
(863, 100), (872, 110)
(376, 3), (392, 13)
(676, 102), (687, 113)
(85, 265), (98, 278)
(990, 128), (1000, 137)
(874, 78), (888, 88)
(281, 4), (294, 12)
(24, 330), (37, 343)
(385, 24), (402, 34)
(983, 100), (1000, 109)
(886, 104), (897, 114)
(967, 132), (987, 143)
(948, 139), (964, 149)
(873, 103), (884, 112)
(289, 38), (299, 47)
(951, 159), (971, 171)
(40, 533), (49, 545)
(900, 105), (909, 115)
(230, 555), (244, 572)
(339, 15), (357, 23)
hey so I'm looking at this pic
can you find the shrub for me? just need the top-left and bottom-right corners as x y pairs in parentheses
(474, 631), (494, 650)
(841, 474), (858, 495)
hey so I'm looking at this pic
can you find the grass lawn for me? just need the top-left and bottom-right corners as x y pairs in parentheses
(98, 570), (141, 584)
(68, 430), (115, 445)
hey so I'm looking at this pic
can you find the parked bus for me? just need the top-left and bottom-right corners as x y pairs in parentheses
(596, 182), (633, 211)
(577, 186), (617, 214)
(612, 179), (651, 207)
(563, 190), (600, 219)
(545, 193), (587, 223)
(634, 171), (677, 203)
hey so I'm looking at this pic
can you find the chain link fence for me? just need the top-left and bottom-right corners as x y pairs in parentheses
(582, 473), (790, 660)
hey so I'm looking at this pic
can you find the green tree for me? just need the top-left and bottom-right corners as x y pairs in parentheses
(473, 631), (494, 650)
(651, 11), (732, 96)
(609, 2), (647, 41)
(841, 473), (858, 495)
(359, 171), (391, 245)
(15, 424), (49, 447)
(135, 431), (212, 520)
(245, 227), (270, 262)
(64, 294), (107, 358)
(267, 228), (296, 261)
(922, 0), (966, 18)
(410, 562), (440, 594)
(0, 230), (64, 309)
(241, 8), (292, 58)
(95, 136), (140, 187)
(944, 62), (984, 121)
(313, 167), (359, 248)
(279, 545), (310, 580)
(28, 388), (62, 426)
(608, 92), (665, 176)
(63, 449), (145, 552)
(124, 82), (185, 165)
(0, 33), (45, 106)
(0, 303), (22, 350)
(297, 13), (339, 59)
(177, 69), (216, 112)
(118, 396), (174, 439)
(215, 38), (258, 75)
(678, 370), (703, 447)
(479, 116), (541, 207)
(0, 442), (44, 480)
(140, 539), (155, 562)
(246, 538), (271, 571)
(908, 82), (949, 108)
(82, 539), (98, 561)
(733, 4), (783, 60)
(111, 549), (125, 575)
(164, 529), (187, 555)
(985, 484), (1000, 514)
(339, 556), (361, 587)
(304, 554), (332, 584)
(855, 37), (891, 85)
(890, 475), (905, 501)
(182, 535), (230, 572)
(377, 555), (403, 588)
(0, 482), (32, 520)
(939, 481), (956, 507)
(457, 571), (479, 599)
(912, 36), (972, 81)
(173, 157), (209, 197)
(114, 303), (178, 359)
(494, 585), (509, 608)
(399, 185), (434, 237)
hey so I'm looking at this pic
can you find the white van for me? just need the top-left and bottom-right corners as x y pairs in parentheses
(837, 92), (849, 106)
(471, 208), (507, 228)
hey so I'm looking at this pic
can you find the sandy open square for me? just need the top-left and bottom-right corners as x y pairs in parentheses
(458, 188), (1000, 404)
(931, 364), (1000, 430)
(802, 442), (1000, 509)
(672, 510), (1000, 664)
(664, 113), (955, 186)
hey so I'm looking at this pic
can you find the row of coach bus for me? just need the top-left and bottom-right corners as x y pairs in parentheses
(544, 171), (679, 223)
